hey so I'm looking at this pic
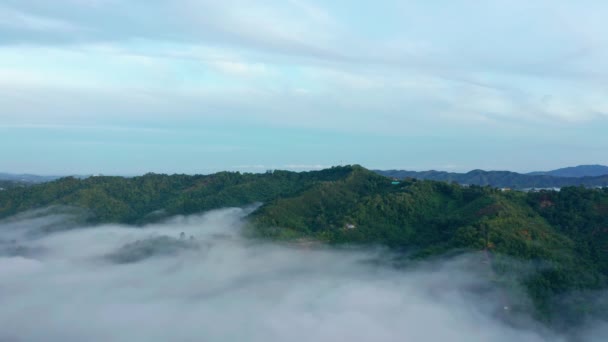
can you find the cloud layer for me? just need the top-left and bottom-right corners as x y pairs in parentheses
(1, 207), (606, 341)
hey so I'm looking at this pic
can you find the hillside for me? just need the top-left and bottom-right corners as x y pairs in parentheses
(251, 167), (608, 324)
(1, 165), (607, 327)
(376, 169), (608, 189)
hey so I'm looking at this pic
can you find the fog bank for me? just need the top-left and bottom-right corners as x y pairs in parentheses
(0, 208), (605, 341)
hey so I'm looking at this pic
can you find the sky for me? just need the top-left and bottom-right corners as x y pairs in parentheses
(1, 0), (607, 175)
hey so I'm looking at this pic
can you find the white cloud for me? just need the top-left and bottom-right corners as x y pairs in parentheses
(0, 0), (607, 166)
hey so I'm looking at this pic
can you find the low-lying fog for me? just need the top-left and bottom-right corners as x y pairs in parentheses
(0, 207), (605, 342)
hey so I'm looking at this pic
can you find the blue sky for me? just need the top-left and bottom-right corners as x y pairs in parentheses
(1, 0), (607, 175)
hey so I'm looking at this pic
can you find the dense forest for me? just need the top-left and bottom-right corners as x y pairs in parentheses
(1, 165), (607, 329)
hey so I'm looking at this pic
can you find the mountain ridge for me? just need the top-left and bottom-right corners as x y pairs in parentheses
(376, 167), (608, 189)
(527, 164), (608, 178)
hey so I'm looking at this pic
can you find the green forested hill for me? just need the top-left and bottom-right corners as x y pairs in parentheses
(251, 167), (608, 325)
(1, 165), (607, 326)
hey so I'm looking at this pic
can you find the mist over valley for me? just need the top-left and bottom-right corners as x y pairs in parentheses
(2, 206), (606, 342)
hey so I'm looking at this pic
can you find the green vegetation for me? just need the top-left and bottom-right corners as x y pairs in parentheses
(1, 165), (607, 327)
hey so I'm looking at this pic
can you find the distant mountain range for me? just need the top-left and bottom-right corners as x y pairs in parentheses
(376, 165), (608, 189)
(0, 173), (61, 184)
(527, 164), (608, 178)
(2, 165), (608, 190)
